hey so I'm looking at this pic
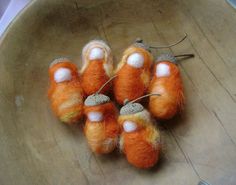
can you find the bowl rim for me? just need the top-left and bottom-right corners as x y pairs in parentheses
(0, 0), (37, 44)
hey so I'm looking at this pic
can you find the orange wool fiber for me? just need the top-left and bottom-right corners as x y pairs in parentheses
(84, 102), (120, 154)
(114, 45), (153, 105)
(149, 55), (185, 120)
(81, 40), (113, 96)
(48, 58), (84, 124)
(119, 108), (161, 169)
(81, 60), (110, 95)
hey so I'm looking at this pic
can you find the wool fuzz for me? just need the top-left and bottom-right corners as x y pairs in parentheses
(114, 44), (153, 105)
(84, 94), (120, 154)
(48, 58), (84, 124)
(81, 40), (113, 96)
(149, 54), (185, 120)
(119, 103), (161, 169)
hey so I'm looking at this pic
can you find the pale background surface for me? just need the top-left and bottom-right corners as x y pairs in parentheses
(0, 0), (31, 36)
(227, 0), (236, 9)
(0, 0), (10, 18)
(0, 0), (236, 185)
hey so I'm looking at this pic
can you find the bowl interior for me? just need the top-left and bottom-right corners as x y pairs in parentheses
(1, 0), (236, 185)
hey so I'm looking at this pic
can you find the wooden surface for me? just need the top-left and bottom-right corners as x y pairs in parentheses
(0, 0), (236, 184)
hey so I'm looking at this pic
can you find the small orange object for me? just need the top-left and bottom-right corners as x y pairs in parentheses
(48, 58), (84, 124)
(84, 94), (120, 154)
(83, 76), (120, 154)
(81, 40), (113, 96)
(149, 54), (185, 120)
(119, 100), (161, 169)
(113, 41), (153, 105)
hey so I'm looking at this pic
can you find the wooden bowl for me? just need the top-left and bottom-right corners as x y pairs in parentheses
(0, 0), (236, 185)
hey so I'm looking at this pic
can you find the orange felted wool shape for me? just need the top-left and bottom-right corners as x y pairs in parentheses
(118, 101), (161, 169)
(149, 53), (189, 120)
(81, 40), (113, 96)
(113, 41), (153, 105)
(48, 58), (84, 124)
(84, 93), (120, 154)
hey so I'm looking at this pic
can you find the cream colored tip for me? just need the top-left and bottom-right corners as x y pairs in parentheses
(49, 57), (70, 68)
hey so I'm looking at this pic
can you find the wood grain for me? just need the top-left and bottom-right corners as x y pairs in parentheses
(0, 0), (235, 184)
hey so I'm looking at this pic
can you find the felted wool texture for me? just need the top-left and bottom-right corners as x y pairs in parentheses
(126, 53), (144, 68)
(155, 63), (170, 77)
(81, 40), (113, 96)
(87, 111), (103, 122)
(81, 40), (113, 77)
(123, 121), (138, 132)
(48, 60), (84, 124)
(89, 48), (104, 60)
(54, 67), (72, 83)
(118, 109), (161, 169)
(114, 46), (153, 105)
(81, 60), (111, 96)
(85, 94), (110, 106)
(84, 102), (120, 154)
(149, 61), (185, 120)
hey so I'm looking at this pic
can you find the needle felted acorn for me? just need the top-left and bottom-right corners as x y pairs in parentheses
(48, 58), (84, 124)
(113, 39), (153, 105)
(81, 40), (113, 96)
(84, 76), (120, 154)
(118, 95), (161, 169)
(149, 53), (194, 120)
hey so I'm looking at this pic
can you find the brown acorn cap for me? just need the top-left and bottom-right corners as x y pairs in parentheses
(84, 93), (110, 106)
(133, 38), (151, 53)
(120, 102), (144, 115)
(156, 53), (177, 64)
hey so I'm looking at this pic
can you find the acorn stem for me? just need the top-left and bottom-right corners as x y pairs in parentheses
(129, 93), (160, 104)
(135, 38), (143, 43)
(174, 54), (195, 58)
(96, 75), (117, 94)
(149, 33), (187, 49)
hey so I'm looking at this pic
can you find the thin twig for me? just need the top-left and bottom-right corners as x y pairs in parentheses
(129, 93), (161, 104)
(96, 75), (117, 94)
(174, 54), (195, 58)
(149, 33), (187, 49)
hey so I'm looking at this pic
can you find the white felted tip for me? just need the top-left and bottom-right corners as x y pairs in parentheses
(127, 53), (144, 68)
(156, 53), (176, 64)
(89, 47), (104, 60)
(156, 63), (170, 77)
(81, 39), (113, 76)
(50, 57), (70, 68)
(54, 67), (72, 83)
(123, 121), (137, 132)
(88, 112), (103, 122)
(82, 40), (111, 63)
